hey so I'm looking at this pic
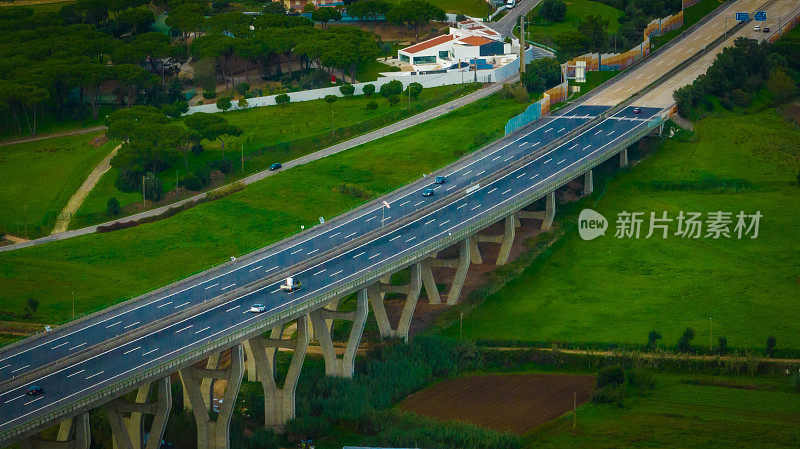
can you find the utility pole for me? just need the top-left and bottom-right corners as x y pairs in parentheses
(519, 15), (526, 73)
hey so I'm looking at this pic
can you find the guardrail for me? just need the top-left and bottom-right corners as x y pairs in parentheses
(0, 2), (767, 442)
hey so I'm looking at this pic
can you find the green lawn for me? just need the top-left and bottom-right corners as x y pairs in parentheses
(385, 0), (491, 17)
(356, 59), (398, 82)
(0, 105), (115, 143)
(448, 109), (800, 350)
(569, 69), (619, 101)
(0, 134), (117, 238)
(651, 0), (726, 50)
(528, 372), (800, 448)
(0, 94), (528, 324)
(527, 0), (622, 42)
(69, 84), (475, 229)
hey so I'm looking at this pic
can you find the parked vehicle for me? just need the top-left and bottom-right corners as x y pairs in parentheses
(269, 163), (282, 171)
(422, 188), (434, 197)
(280, 277), (302, 292)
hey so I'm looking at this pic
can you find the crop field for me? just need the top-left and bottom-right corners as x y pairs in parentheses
(449, 108), (800, 350)
(399, 373), (595, 433)
(529, 373), (800, 448)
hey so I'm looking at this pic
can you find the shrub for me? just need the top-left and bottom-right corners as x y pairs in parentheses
(182, 164), (211, 191)
(362, 83), (376, 96)
(626, 366), (654, 393)
(143, 172), (163, 202)
(592, 384), (623, 404)
(237, 97), (248, 109)
(366, 100), (378, 110)
(191, 143), (203, 155)
(202, 89), (216, 100)
(677, 327), (696, 353)
(209, 157), (233, 174)
(324, 94), (338, 105)
(106, 197), (121, 216)
(387, 94), (400, 106)
(340, 83), (355, 96)
(456, 13), (466, 21)
(246, 428), (279, 449)
(380, 79), (403, 98)
(216, 96), (232, 111)
(718, 336), (728, 355)
(730, 88), (752, 107)
(720, 97), (733, 110)
(275, 93), (290, 105)
(334, 183), (375, 198)
(285, 415), (330, 442)
(206, 181), (245, 201)
(647, 330), (662, 349)
(236, 82), (250, 97)
(406, 82), (422, 99)
(539, 0), (566, 22)
(500, 82), (529, 103)
(766, 336), (777, 356)
(597, 365), (625, 388)
(792, 370), (800, 393)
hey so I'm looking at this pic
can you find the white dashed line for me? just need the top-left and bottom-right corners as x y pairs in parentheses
(204, 283), (219, 290)
(313, 269), (326, 276)
(225, 305), (240, 312)
(470, 204), (481, 210)
(221, 284), (236, 291)
(398, 200), (409, 207)
(24, 397), (44, 406)
(194, 326), (210, 335)
(249, 265), (262, 272)
(516, 173), (526, 179)
(390, 235), (401, 241)
(69, 343), (86, 351)
(353, 252), (365, 258)
(51, 342), (68, 350)
(544, 158), (552, 164)
(307, 249), (318, 255)
(365, 216), (377, 222)
(558, 159), (566, 165)
(290, 249), (302, 255)
(439, 220), (451, 226)
(368, 253), (381, 260)
(11, 365), (29, 373)
(156, 301), (172, 309)
(501, 189), (512, 195)
(67, 369), (86, 378)
(488, 188), (497, 194)
(330, 270), (343, 277)
(123, 321), (140, 330)
(424, 219), (435, 225)
(329, 232), (340, 238)
(86, 371), (104, 380)
(345, 232), (357, 239)
(105, 321), (121, 329)
(123, 346), (141, 355)
(175, 301), (190, 308)
(142, 348), (159, 357)
(175, 325), (192, 334)
(456, 203), (467, 209)
(530, 174), (540, 180)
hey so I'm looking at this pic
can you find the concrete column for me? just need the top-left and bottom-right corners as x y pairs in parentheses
(180, 345), (244, 449)
(542, 191), (555, 231)
(583, 170), (593, 196)
(21, 414), (90, 449)
(447, 238), (471, 305)
(367, 263), (422, 341)
(184, 352), (219, 411)
(106, 378), (172, 449)
(244, 324), (287, 382)
(310, 289), (368, 378)
(420, 259), (441, 304)
(619, 148), (628, 167)
(247, 315), (309, 433)
(496, 214), (516, 265)
(469, 238), (483, 265)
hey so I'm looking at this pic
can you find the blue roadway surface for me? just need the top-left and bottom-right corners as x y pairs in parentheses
(0, 105), (662, 431)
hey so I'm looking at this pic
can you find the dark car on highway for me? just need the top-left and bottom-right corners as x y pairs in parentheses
(435, 176), (447, 184)
(26, 386), (45, 396)
(633, 107), (642, 114)
(422, 188), (434, 197)
(269, 163), (282, 171)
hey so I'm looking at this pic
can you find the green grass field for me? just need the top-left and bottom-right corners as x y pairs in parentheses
(569, 70), (619, 100)
(69, 84), (474, 228)
(0, 94), (528, 324)
(449, 108), (800, 350)
(0, 134), (117, 238)
(384, 0), (490, 17)
(527, 0), (623, 42)
(528, 372), (800, 448)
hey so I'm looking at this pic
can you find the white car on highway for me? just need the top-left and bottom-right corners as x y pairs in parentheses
(250, 304), (266, 313)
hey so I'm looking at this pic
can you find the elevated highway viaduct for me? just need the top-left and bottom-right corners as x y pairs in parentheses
(2, 1), (797, 448)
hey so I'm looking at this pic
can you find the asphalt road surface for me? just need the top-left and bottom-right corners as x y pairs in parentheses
(490, 0), (544, 37)
(0, 105), (663, 432)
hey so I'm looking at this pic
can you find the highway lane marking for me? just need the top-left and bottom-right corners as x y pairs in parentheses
(544, 127), (552, 132)
(389, 235), (402, 241)
(608, 131), (615, 136)
(307, 249), (318, 255)
(414, 201), (425, 206)
(290, 249), (303, 255)
(365, 216), (377, 222)
(249, 265), (263, 272)
(583, 145), (592, 151)
(446, 185), (456, 191)
(543, 158), (552, 164)
(11, 364), (30, 373)
(501, 189), (512, 195)
(492, 155), (501, 161)
(0, 364), (9, 370)
(51, 342), (69, 350)
(270, 288), (281, 293)
(594, 130), (603, 135)
(438, 220), (450, 226)
(424, 219), (435, 225)
(569, 143), (579, 149)
(405, 237), (416, 243)
(345, 232), (357, 239)
(558, 159), (566, 165)
(194, 327), (210, 335)
(368, 253), (381, 260)
(156, 301), (172, 309)
(504, 155), (514, 161)
(330, 270), (343, 277)
(85, 371), (104, 380)
(174, 301), (190, 308)
(470, 204), (481, 210)
(476, 170), (486, 176)
(122, 346), (141, 355)
(530, 174), (540, 180)
(105, 321), (122, 329)
(66, 369), (85, 378)
(558, 128), (565, 133)
(175, 325), (193, 334)
(352, 252), (365, 258)
(487, 188), (497, 194)
(463, 170), (472, 176)
(24, 397), (44, 406)
(398, 200), (409, 207)
(516, 173), (526, 179)
(4, 395), (24, 404)
(204, 283), (219, 290)
(142, 348), (158, 357)
(225, 305), (240, 312)
(329, 232), (340, 238)
(123, 322), (140, 330)
(221, 284), (236, 291)
(313, 269), (326, 276)
(69, 343), (86, 351)
(456, 203), (467, 209)
(265, 266), (278, 273)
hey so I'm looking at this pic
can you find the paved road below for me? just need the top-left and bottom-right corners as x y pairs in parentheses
(490, 0), (544, 37)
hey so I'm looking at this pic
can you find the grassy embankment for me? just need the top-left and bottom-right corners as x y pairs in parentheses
(0, 94), (528, 324)
(526, 0), (622, 46)
(71, 84), (477, 228)
(651, 0), (727, 50)
(446, 108), (800, 351)
(0, 134), (118, 239)
(528, 372), (800, 448)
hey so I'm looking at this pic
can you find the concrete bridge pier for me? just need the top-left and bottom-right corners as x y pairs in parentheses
(180, 345), (244, 449)
(583, 170), (593, 195)
(310, 289), (368, 378)
(367, 263), (423, 341)
(421, 237), (471, 305)
(20, 413), (90, 449)
(470, 214), (517, 266)
(619, 148), (629, 167)
(105, 377), (172, 449)
(247, 315), (309, 433)
(517, 191), (556, 231)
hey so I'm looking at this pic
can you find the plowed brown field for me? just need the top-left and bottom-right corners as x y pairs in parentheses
(399, 373), (595, 433)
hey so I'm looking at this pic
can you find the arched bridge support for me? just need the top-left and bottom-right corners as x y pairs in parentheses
(105, 377), (172, 449)
(20, 414), (90, 449)
(367, 263), (423, 341)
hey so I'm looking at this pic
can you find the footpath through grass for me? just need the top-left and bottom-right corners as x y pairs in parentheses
(70, 84), (476, 229)
(528, 372), (800, 448)
(0, 94), (528, 324)
(449, 108), (800, 350)
(0, 133), (117, 238)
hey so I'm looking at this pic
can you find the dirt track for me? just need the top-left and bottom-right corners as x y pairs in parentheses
(399, 373), (595, 434)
